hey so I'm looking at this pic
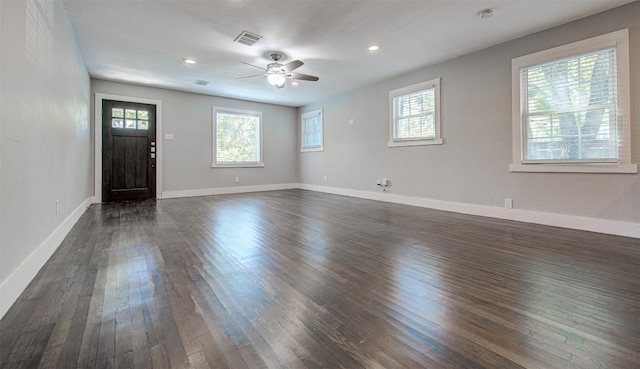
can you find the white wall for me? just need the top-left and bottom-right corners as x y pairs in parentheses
(91, 80), (298, 197)
(0, 0), (92, 315)
(298, 2), (640, 226)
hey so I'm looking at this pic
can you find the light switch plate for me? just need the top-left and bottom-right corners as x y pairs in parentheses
(164, 133), (174, 140)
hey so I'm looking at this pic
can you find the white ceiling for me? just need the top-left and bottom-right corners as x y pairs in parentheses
(64, 0), (635, 107)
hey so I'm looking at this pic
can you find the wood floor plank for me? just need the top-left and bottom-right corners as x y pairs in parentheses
(1, 190), (638, 368)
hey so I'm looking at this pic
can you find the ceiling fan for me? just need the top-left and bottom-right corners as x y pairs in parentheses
(238, 53), (319, 89)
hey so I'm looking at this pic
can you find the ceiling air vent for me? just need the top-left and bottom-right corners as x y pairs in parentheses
(193, 79), (210, 86)
(234, 31), (262, 46)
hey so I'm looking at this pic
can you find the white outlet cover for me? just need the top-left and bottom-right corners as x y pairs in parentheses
(164, 133), (174, 140)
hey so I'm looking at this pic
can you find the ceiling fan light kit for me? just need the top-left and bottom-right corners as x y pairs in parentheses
(238, 52), (319, 89)
(267, 73), (286, 88)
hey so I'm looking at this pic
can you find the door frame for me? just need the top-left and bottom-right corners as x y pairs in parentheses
(94, 93), (163, 203)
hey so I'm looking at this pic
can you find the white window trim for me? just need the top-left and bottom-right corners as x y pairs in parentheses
(301, 109), (324, 152)
(212, 106), (264, 168)
(388, 78), (443, 147)
(510, 29), (636, 174)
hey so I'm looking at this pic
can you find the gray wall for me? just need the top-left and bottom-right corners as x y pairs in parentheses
(0, 0), (92, 283)
(298, 2), (640, 223)
(91, 80), (298, 194)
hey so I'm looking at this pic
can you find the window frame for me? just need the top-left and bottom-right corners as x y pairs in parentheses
(212, 106), (264, 168)
(510, 29), (636, 173)
(301, 109), (324, 152)
(388, 78), (443, 147)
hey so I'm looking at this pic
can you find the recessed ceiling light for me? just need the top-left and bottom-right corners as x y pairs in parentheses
(477, 8), (494, 19)
(368, 45), (380, 51)
(291, 82), (299, 86)
(183, 58), (197, 64)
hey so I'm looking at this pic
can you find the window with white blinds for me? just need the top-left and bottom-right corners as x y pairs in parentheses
(389, 78), (442, 147)
(522, 47), (617, 162)
(510, 29), (635, 173)
(301, 109), (324, 152)
(212, 107), (263, 167)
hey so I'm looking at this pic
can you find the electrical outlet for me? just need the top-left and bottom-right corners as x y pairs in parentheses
(323, 175), (327, 182)
(505, 198), (513, 209)
(235, 177), (240, 183)
(56, 200), (59, 215)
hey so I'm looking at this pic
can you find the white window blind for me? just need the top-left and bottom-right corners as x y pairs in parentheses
(511, 29), (635, 173)
(522, 47), (618, 163)
(213, 107), (263, 167)
(393, 89), (435, 140)
(388, 78), (442, 147)
(301, 109), (323, 152)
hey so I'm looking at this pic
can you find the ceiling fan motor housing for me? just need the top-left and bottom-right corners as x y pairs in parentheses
(267, 62), (284, 73)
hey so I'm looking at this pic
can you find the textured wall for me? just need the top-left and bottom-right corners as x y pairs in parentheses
(298, 2), (640, 223)
(0, 0), (92, 283)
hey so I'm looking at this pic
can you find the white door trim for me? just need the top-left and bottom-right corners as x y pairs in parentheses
(94, 93), (163, 203)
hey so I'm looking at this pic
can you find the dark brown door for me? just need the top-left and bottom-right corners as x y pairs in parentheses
(102, 100), (156, 202)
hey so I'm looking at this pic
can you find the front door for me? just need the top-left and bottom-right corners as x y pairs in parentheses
(102, 100), (156, 202)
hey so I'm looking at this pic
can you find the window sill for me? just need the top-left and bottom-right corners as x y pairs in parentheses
(388, 138), (443, 148)
(301, 147), (325, 153)
(211, 163), (265, 168)
(509, 163), (637, 174)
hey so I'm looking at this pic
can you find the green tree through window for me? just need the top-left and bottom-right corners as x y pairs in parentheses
(214, 108), (262, 165)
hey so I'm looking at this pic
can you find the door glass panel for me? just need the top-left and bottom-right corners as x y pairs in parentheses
(112, 119), (124, 128)
(137, 110), (149, 120)
(125, 119), (136, 129)
(112, 108), (124, 118)
(125, 109), (137, 119)
(138, 120), (149, 130)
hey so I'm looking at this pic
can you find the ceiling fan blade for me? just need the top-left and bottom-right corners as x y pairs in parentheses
(239, 61), (267, 71)
(235, 73), (265, 80)
(286, 72), (319, 82)
(281, 60), (304, 72)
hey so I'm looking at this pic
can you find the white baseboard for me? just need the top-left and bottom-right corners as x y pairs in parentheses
(0, 196), (93, 318)
(298, 184), (640, 239)
(161, 183), (299, 199)
(2, 183), (636, 319)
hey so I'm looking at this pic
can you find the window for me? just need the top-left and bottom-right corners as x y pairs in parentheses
(111, 108), (149, 130)
(389, 78), (442, 147)
(212, 107), (263, 167)
(510, 29), (636, 173)
(301, 109), (324, 152)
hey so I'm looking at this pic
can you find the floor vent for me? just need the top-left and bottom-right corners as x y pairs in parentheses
(194, 79), (210, 86)
(234, 31), (262, 46)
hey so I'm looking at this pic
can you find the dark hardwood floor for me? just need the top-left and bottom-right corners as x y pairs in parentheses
(1, 189), (638, 369)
